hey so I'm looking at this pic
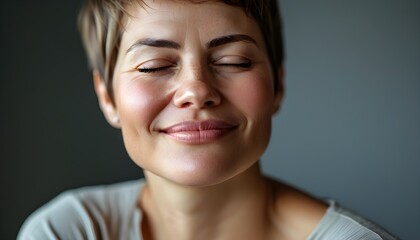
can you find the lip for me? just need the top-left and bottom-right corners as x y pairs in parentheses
(161, 120), (237, 144)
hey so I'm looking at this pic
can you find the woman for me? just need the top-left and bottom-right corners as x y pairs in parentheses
(19, 0), (397, 239)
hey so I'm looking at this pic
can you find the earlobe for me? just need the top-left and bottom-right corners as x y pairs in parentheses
(93, 70), (121, 128)
(272, 66), (285, 115)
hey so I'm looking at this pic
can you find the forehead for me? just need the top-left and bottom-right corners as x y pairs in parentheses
(120, 0), (263, 45)
(124, 0), (246, 19)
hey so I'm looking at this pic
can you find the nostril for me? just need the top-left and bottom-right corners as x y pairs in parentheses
(204, 100), (214, 107)
(181, 102), (193, 108)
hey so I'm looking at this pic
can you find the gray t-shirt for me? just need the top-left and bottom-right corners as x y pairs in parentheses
(18, 179), (398, 240)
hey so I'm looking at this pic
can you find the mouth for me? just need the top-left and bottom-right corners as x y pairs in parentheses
(160, 120), (238, 144)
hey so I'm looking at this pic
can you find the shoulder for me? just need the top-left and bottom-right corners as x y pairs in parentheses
(308, 201), (398, 240)
(266, 178), (328, 239)
(266, 178), (398, 240)
(18, 179), (145, 240)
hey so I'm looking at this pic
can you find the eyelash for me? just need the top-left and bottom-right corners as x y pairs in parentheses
(138, 66), (172, 73)
(217, 62), (252, 68)
(137, 61), (252, 73)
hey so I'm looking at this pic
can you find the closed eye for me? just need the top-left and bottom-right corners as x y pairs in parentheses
(216, 62), (252, 68)
(212, 55), (253, 71)
(137, 66), (173, 73)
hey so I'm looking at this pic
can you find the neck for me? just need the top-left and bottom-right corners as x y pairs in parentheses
(139, 163), (273, 240)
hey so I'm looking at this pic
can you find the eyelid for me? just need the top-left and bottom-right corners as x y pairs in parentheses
(212, 55), (250, 65)
(136, 59), (176, 70)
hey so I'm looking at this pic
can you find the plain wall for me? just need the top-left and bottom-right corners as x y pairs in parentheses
(1, 1), (142, 239)
(263, 1), (420, 239)
(1, 0), (419, 239)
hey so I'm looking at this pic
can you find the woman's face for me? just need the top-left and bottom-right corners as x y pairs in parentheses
(98, 0), (283, 186)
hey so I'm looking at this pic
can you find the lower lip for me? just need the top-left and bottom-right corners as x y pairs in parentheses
(164, 128), (234, 144)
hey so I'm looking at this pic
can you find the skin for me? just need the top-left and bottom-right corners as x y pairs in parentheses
(93, 1), (327, 239)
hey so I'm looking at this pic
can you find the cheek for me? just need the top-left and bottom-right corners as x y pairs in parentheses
(113, 79), (172, 166)
(227, 72), (274, 116)
(115, 79), (167, 129)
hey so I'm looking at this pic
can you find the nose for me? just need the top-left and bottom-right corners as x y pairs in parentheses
(173, 69), (221, 109)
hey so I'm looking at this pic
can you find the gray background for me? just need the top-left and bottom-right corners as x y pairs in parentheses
(1, 0), (419, 239)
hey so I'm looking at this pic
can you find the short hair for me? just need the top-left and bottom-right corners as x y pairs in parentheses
(78, 0), (283, 99)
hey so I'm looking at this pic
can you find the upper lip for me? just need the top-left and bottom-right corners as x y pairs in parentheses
(161, 120), (237, 133)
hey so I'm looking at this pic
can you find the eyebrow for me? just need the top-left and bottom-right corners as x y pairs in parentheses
(126, 34), (258, 54)
(206, 34), (258, 49)
(126, 38), (181, 54)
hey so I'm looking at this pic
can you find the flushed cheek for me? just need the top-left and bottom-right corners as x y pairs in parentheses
(227, 73), (274, 150)
(114, 80), (171, 163)
(116, 80), (168, 128)
(228, 74), (274, 117)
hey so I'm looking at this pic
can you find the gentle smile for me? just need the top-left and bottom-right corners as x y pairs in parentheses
(161, 120), (237, 144)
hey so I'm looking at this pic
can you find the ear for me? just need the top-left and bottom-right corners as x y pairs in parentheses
(272, 66), (285, 115)
(93, 70), (121, 128)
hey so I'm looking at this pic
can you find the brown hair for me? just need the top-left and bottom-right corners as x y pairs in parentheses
(78, 0), (283, 99)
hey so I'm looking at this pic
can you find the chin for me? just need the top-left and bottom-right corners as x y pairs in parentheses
(167, 170), (235, 188)
(155, 152), (260, 188)
(165, 158), (235, 187)
(130, 136), (270, 187)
